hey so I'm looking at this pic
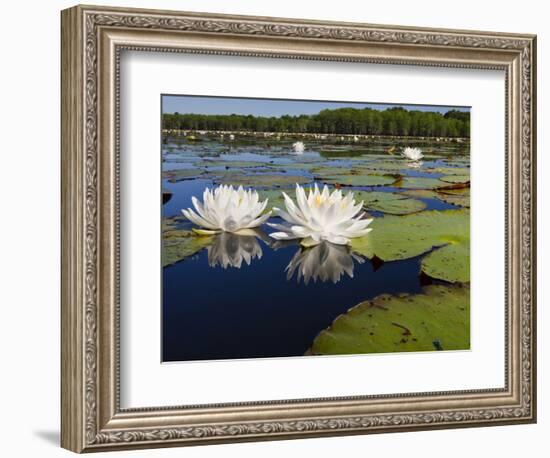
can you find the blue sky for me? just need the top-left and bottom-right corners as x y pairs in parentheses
(162, 95), (470, 117)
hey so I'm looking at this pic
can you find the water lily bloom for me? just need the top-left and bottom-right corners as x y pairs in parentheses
(401, 147), (424, 161)
(182, 185), (271, 234)
(292, 141), (305, 153)
(268, 184), (373, 246)
(229, 134), (235, 140)
(207, 232), (263, 269)
(286, 242), (364, 285)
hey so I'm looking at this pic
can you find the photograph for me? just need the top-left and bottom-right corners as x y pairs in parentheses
(161, 95), (471, 362)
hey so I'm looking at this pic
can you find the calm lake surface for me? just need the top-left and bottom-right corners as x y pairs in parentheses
(161, 138), (467, 362)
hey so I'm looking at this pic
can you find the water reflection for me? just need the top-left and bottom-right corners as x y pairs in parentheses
(285, 242), (365, 285)
(207, 231), (264, 269)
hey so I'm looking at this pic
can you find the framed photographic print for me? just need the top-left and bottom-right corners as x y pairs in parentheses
(61, 4), (537, 453)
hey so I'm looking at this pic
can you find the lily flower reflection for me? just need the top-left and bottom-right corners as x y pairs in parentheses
(207, 231), (264, 269)
(407, 161), (424, 168)
(286, 242), (365, 285)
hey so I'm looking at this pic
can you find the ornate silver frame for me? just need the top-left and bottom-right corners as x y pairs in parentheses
(61, 4), (537, 453)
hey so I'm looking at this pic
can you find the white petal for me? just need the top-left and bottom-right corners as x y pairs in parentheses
(269, 231), (299, 240)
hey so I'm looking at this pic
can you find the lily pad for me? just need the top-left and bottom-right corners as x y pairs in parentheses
(394, 176), (447, 189)
(402, 188), (470, 209)
(352, 191), (426, 215)
(439, 175), (470, 184)
(310, 165), (351, 176)
(444, 157), (471, 166)
(163, 230), (214, 266)
(216, 173), (312, 188)
(201, 160), (270, 168)
(322, 173), (398, 187)
(319, 148), (371, 158)
(352, 161), (408, 173)
(280, 162), (320, 171)
(350, 209), (470, 283)
(163, 168), (203, 182)
(400, 189), (438, 199)
(257, 189), (287, 211)
(309, 284), (470, 355)
(426, 166), (470, 176)
(436, 188), (470, 208)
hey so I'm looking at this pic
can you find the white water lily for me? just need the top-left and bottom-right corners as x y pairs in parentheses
(401, 147), (424, 161)
(229, 134), (235, 141)
(292, 141), (305, 153)
(182, 185), (271, 234)
(286, 242), (364, 285)
(268, 184), (373, 246)
(207, 232), (263, 269)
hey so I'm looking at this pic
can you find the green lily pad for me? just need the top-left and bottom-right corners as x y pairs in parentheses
(257, 189), (287, 211)
(400, 189), (438, 199)
(279, 162), (319, 170)
(444, 157), (471, 165)
(353, 191), (426, 215)
(426, 166), (470, 176)
(322, 173), (398, 187)
(163, 230), (214, 267)
(216, 173), (312, 188)
(436, 188), (470, 208)
(402, 189), (470, 209)
(394, 176), (448, 189)
(439, 175), (470, 184)
(163, 168), (203, 182)
(421, 243), (469, 282)
(201, 160), (270, 168)
(350, 209), (470, 282)
(352, 161), (409, 173)
(309, 284), (470, 356)
(319, 148), (370, 158)
(310, 165), (351, 176)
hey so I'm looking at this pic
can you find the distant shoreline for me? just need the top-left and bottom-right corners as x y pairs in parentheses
(162, 129), (469, 143)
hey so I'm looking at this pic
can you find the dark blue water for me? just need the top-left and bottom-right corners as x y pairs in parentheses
(162, 238), (427, 362)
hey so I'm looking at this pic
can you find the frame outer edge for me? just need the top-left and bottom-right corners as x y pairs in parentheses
(528, 35), (537, 423)
(60, 4), (537, 452)
(61, 5), (86, 453)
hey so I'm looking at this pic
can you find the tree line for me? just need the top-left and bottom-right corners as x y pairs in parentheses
(162, 107), (470, 138)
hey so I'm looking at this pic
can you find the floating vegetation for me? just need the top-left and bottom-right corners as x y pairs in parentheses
(439, 174), (471, 184)
(353, 191), (427, 215)
(216, 173), (312, 188)
(309, 284), (470, 355)
(321, 173), (399, 187)
(201, 160), (271, 169)
(351, 209), (470, 283)
(163, 168), (203, 182)
(163, 229), (214, 267)
(402, 188), (470, 209)
(394, 176), (449, 189)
